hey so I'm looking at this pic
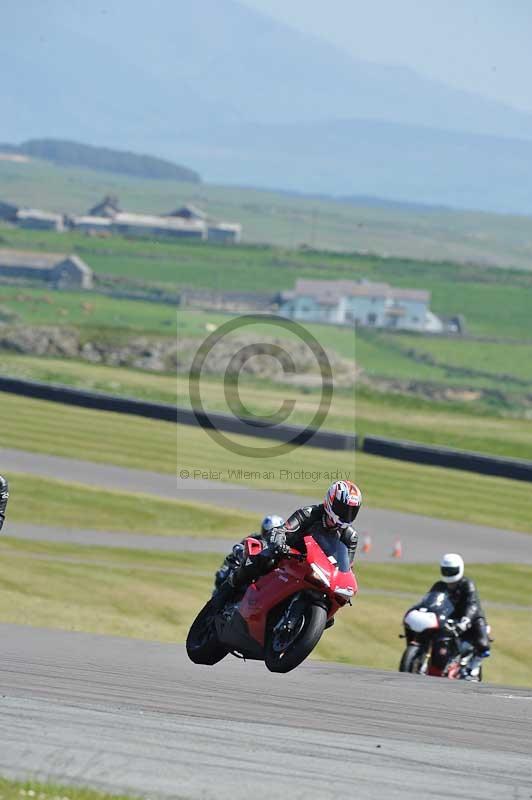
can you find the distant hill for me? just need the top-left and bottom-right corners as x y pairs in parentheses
(1, 139), (201, 183)
(182, 117), (532, 213)
(3, 0), (532, 211)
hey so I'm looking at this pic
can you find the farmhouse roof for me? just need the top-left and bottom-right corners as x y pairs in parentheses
(16, 208), (63, 223)
(70, 215), (112, 227)
(0, 249), (91, 273)
(0, 248), (65, 269)
(112, 212), (205, 232)
(87, 195), (122, 217)
(292, 278), (430, 304)
(166, 203), (207, 220)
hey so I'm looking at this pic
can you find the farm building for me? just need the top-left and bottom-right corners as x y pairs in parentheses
(0, 249), (93, 289)
(11, 193), (243, 243)
(110, 212), (205, 240)
(207, 223), (242, 243)
(87, 195), (121, 217)
(67, 215), (112, 234)
(280, 278), (443, 332)
(0, 201), (20, 222)
(16, 208), (64, 232)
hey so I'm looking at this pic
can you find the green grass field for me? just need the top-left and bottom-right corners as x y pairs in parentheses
(2, 393), (532, 532)
(0, 292), (530, 409)
(2, 222), (532, 339)
(0, 539), (529, 686)
(391, 331), (532, 383)
(7, 473), (257, 538)
(0, 284), (177, 337)
(3, 156), (532, 270)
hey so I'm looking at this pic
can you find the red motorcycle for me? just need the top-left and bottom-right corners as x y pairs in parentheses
(186, 531), (358, 673)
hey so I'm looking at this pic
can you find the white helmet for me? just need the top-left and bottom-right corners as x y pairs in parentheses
(260, 514), (284, 536)
(440, 553), (464, 583)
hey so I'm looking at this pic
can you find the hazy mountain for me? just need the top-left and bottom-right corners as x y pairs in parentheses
(3, 0), (532, 211)
(5, 0), (532, 140)
(171, 118), (532, 213)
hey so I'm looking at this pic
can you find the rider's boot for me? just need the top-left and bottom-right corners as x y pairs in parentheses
(211, 549), (272, 611)
(211, 543), (245, 596)
(210, 563), (250, 611)
(464, 649), (490, 681)
(210, 575), (237, 611)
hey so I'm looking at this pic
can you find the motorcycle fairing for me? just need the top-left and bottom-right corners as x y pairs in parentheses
(404, 609), (439, 633)
(215, 604), (264, 660)
(240, 534), (357, 646)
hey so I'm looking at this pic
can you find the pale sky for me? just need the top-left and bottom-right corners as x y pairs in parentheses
(240, 0), (532, 113)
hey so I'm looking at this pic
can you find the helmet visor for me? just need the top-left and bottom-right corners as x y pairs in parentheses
(332, 498), (359, 524)
(441, 565), (461, 578)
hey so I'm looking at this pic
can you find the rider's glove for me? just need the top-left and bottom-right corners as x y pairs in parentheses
(268, 530), (287, 550)
(456, 616), (471, 633)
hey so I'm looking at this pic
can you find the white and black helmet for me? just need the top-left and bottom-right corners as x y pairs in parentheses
(440, 553), (464, 583)
(260, 514), (284, 536)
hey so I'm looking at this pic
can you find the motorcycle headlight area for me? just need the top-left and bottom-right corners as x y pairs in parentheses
(334, 586), (354, 598)
(310, 563), (331, 587)
(404, 609), (439, 633)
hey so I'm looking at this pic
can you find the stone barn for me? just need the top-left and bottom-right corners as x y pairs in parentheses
(0, 249), (93, 289)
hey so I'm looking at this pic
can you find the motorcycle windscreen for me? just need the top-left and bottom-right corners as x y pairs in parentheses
(418, 590), (455, 619)
(310, 531), (351, 572)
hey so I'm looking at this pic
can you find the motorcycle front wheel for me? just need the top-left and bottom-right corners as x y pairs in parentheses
(399, 644), (425, 674)
(186, 600), (229, 665)
(265, 602), (327, 674)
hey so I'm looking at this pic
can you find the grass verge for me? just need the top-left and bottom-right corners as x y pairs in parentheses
(0, 540), (530, 687)
(0, 776), (147, 800)
(6, 473), (257, 539)
(2, 394), (532, 533)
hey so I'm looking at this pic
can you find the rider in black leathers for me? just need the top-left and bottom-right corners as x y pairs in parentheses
(428, 553), (491, 679)
(0, 475), (8, 531)
(212, 514), (285, 593)
(213, 481), (361, 608)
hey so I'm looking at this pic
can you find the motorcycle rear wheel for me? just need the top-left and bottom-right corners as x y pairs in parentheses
(265, 603), (327, 674)
(399, 644), (424, 674)
(186, 601), (229, 665)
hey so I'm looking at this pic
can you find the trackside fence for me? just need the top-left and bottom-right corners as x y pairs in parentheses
(363, 435), (532, 483)
(1, 375), (531, 480)
(0, 376), (356, 450)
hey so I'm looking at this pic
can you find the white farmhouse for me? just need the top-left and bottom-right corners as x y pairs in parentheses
(279, 278), (443, 332)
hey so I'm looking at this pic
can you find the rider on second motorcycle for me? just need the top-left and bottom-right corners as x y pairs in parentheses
(212, 513), (285, 593)
(213, 480), (362, 608)
(428, 553), (491, 680)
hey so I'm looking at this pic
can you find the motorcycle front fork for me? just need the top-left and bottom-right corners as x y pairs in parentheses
(419, 643), (431, 675)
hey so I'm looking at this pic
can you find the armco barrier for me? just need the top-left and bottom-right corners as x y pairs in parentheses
(4, 374), (530, 477)
(363, 435), (532, 483)
(0, 376), (357, 451)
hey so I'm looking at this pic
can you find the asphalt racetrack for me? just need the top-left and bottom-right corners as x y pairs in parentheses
(1, 624), (531, 800)
(2, 447), (532, 563)
(1, 448), (532, 797)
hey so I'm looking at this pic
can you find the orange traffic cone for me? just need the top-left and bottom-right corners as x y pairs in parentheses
(392, 538), (403, 559)
(361, 534), (372, 554)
